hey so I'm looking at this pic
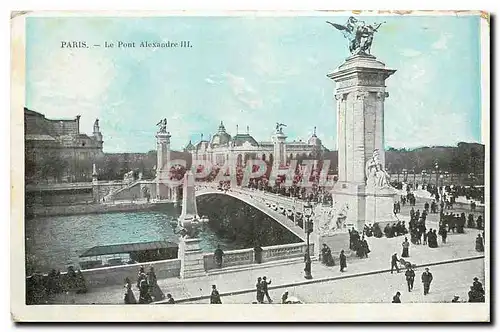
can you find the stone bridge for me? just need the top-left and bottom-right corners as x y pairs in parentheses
(194, 184), (308, 241)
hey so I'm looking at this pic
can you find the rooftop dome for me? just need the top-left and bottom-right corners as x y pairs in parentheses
(307, 127), (322, 146)
(210, 121), (232, 148)
(184, 140), (195, 152)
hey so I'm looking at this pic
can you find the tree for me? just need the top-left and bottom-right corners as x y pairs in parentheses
(37, 151), (69, 183)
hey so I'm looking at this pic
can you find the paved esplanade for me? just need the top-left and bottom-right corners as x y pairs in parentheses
(189, 259), (483, 304)
(50, 211), (484, 304)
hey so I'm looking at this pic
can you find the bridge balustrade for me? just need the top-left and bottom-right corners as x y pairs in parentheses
(203, 248), (254, 271)
(263, 242), (314, 263)
(202, 242), (314, 271)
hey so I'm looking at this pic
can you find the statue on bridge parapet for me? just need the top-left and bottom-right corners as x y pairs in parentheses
(156, 118), (168, 134)
(275, 122), (287, 134)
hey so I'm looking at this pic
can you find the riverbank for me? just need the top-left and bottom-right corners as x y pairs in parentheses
(27, 200), (174, 218)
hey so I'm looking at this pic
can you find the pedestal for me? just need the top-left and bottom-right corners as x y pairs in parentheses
(92, 179), (100, 203)
(332, 181), (367, 232)
(314, 231), (350, 259)
(178, 237), (206, 279)
(365, 187), (398, 229)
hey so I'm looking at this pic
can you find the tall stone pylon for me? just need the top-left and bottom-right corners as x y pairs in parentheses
(272, 127), (287, 169)
(91, 163), (100, 203)
(177, 170), (205, 279)
(328, 54), (397, 231)
(178, 170), (200, 226)
(156, 130), (171, 200)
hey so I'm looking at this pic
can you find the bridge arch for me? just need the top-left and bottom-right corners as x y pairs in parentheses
(195, 189), (305, 241)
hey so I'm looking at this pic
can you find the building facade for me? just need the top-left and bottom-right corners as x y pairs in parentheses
(184, 121), (328, 168)
(24, 107), (104, 182)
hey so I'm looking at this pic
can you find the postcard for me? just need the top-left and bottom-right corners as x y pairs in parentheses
(11, 10), (490, 322)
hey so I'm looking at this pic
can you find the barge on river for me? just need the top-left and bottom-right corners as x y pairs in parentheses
(78, 240), (178, 269)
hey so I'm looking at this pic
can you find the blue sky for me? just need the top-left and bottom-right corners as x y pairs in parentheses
(26, 14), (482, 153)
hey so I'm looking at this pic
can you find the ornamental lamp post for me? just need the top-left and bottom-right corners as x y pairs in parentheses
(435, 162), (439, 189)
(303, 202), (314, 280)
(421, 170), (427, 187)
(402, 169), (408, 182)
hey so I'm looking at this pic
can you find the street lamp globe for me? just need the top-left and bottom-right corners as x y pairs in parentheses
(304, 203), (313, 219)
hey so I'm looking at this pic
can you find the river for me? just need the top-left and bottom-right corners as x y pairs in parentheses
(25, 195), (302, 273)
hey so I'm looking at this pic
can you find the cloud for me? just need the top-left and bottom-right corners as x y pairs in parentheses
(224, 73), (263, 110)
(432, 33), (451, 50)
(204, 77), (216, 84)
(400, 48), (422, 58)
(27, 49), (116, 133)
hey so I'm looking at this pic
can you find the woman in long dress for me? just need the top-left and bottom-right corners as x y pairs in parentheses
(147, 266), (165, 302)
(401, 237), (410, 257)
(321, 244), (335, 266)
(124, 277), (137, 304)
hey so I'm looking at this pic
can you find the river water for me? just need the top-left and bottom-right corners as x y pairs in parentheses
(25, 196), (302, 273)
(25, 204), (235, 272)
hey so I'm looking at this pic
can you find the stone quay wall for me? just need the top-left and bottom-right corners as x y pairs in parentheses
(28, 201), (160, 217)
(80, 259), (181, 288)
(29, 244), (315, 289)
(28, 259), (182, 289)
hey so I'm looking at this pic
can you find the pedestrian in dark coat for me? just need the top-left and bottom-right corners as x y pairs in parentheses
(339, 250), (347, 272)
(321, 244), (335, 266)
(147, 266), (165, 301)
(405, 267), (415, 292)
(255, 277), (264, 303)
(392, 292), (401, 303)
(476, 216), (483, 230)
(362, 238), (370, 258)
(439, 225), (447, 244)
(254, 245), (263, 264)
(473, 277), (485, 296)
(476, 234), (484, 252)
(261, 276), (272, 303)
(401, 237), (410, 257)
(214, 245), (224, 268)
(123, 277), (137, 304)
(391, 253), (400, 274)
(136, 266), (147, 290)
(210, 285), (222, 304)
(138, 278), (152, 304)
(421, 268), (433, 295)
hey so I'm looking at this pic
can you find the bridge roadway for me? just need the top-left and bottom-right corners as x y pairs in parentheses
(195, 185), (308, 241)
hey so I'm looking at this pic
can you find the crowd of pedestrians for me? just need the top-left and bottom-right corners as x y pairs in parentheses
(26, 266), (87, 304)
(123, 265), (168, 304)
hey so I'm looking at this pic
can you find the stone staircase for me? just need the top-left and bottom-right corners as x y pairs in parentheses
(104, 180), (141, 201)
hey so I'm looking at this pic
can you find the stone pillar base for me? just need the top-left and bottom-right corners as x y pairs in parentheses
(179, 237), (206, 279)
(314, 232), (350, 259)
(365, 187), (398, 229)
(92, 181), (100, 203)
(156, 182), (172, 200)
(332, 182), (366, 231)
